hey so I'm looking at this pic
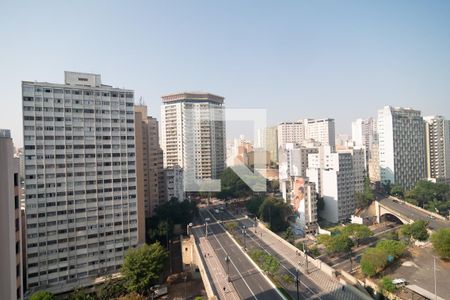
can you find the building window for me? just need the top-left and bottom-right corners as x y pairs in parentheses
(15, 218), (19, 232)
(14, 173), (18, 187)
(16, 241), (20, 254)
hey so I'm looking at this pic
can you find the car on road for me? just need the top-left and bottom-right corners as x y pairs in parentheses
(205, 217), (210, 222)
(151, 285), (168, 298)
(214, 209), (220, 214)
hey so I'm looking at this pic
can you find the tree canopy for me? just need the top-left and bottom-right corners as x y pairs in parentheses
(376, 240), (406, 259)
(400, 220), (429, 241)
(431, 228), (450, 259)
(121, 242), (168, 294)
(404, 180), (450, 215)
(360, 247), (389, 277)
(342, 224), (373, 246)
(258, 197), (291, 232)
(30, 291), (55, 300)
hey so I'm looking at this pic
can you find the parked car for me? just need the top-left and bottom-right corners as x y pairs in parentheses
(151, 285), (168, 298)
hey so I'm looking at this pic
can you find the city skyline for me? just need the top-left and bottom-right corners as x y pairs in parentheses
(2, 0), (450, 146)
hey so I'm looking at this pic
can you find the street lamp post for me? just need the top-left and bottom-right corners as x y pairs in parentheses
(242, 226), (247, 250)
(225, 255), (230, 282)
(434, 256), (437, 300)
(205, 222), (208, 238)
(303, 242), (308, 273)
(295, 268), (300, 300)
(184, 275), (188, 299)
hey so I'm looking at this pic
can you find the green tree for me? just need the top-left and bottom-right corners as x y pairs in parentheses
(217, 166), (254, 199)
(97, 276), (127, 300)
(224, 221), (238, 232)
(360, 247), (388, 277)
(246, 195), (264, 215)
(400, 220), (429, 241)
(283, 226), (295, 244)
(258, 197), (291, 232)
(376, 240), (406, 258)
(30, 291), (55, 300)
(406, 180), (450, 209)
(390, 184), (405, 198)
(431, 228), (450, 259)
(327, 235), (354, 254)
(342, 224), (373, 246)
(317, 234), (333, 248)
(68, 289), (95, 300)
(262, 255), (280, 275)
(410, 220), (429, 241)
(121, 242), (169, 294)
(379, 276), (396, 293)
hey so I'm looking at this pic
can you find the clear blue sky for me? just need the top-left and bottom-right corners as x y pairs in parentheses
(1, 0), (450, 147)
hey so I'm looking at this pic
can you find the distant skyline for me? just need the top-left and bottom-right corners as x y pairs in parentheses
(1, 0), (450, 147)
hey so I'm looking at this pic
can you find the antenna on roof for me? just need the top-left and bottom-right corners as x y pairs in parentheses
(139, 96), (144, 106)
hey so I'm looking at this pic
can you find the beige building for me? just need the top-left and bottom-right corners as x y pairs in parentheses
(160, 92), (226, 191)
(135, 105), (165, 222)
(0, 129), (23, 300)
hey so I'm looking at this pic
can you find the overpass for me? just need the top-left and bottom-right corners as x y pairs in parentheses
(375, 197), (450, 230)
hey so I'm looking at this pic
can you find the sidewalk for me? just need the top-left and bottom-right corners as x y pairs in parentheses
(251, 223), (370, 300)
(198, 236), (239, 300)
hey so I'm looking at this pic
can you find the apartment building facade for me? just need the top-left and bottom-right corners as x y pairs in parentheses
(160, 92), (226, 191)
(378, 106), (426, 189)
(424, 116), (450, 182)
(22, 72), (139, 293)
(0, 129), (23, 300)
(135, 105), (165, 219)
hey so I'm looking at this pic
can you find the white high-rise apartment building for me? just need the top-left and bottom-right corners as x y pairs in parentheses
(304, 118), (336, 150)
(277, 122), (305, 150)
(277, 118), (336, 154)
(306, 146), (364, 223)
(424, 116), (450, 182)
(378, 106), (426, 189)
(351, 118), (377, 166)
(22, 72), (138, 293)
(160, 92), (226, 190)
(0, 129), (23, 300)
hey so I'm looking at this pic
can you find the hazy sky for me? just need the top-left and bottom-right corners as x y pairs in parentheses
(1, 0), (450, 147)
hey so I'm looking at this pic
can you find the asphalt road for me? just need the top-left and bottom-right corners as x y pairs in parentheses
(379, 197), (450, 230)
(194, 209), (284, 300)
(212, 208), (340, 300)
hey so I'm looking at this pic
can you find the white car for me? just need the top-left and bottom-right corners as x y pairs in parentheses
(214, 209), (220, 214)
(205, 217), (211, 222)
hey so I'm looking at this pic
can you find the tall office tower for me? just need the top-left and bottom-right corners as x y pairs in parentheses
(304, 118), (336, 150)
(278, 143), (318, 201)
(351, 117), (377, 167)
(163, 165), (184, 202)
(0, 129), (23, 300)
(378, 106), (426, 189)
(277, 122), (305, 151)
(306, 146), (364, 223)
(160, 92), (226, 190)
(135, 105), (165, 219)
(22, 72), (138, 293)
(424, 116), (450, 183)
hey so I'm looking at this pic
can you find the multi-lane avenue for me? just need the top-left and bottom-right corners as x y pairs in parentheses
(192, 209), (284, 300)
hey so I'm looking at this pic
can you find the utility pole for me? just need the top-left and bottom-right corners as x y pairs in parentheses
(303, 242), (308, 273)
(225, 255), (230, 282)
(434, 256), (437, 300)
(242, 225), (247, 250)
(205, 222), (208, 238)
(295, 268), (300, 300)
